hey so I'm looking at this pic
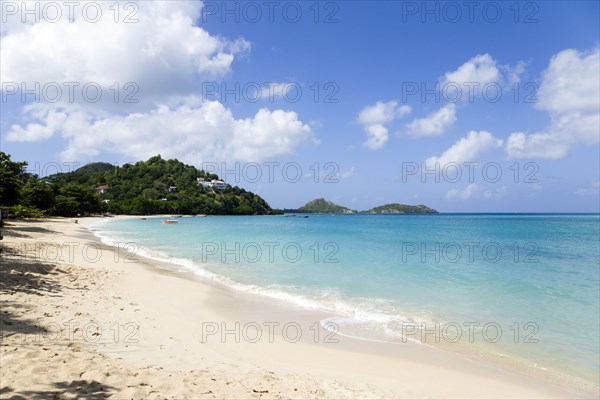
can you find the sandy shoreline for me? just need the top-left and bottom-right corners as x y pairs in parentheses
(0, 217), (595, 399)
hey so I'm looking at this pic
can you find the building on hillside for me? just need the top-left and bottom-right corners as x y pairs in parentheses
(95, 185), (109, 194)
(197, 178), (227, 190)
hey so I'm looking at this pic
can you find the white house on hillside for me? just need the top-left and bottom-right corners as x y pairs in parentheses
(95, 185), (109, 194)
(197, 177), (227, 190)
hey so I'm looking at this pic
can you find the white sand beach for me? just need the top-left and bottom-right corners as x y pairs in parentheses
(0, 218), (594, 399)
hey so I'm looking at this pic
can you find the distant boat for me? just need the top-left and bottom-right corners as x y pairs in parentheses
(196, 214), (207, 217)
(139, 217), (146, 220)
(162, 220), (178, 224)
(174, 215), (183, 218)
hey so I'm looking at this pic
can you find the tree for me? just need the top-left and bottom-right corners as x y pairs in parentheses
(52, 184), (102, 216)
(53, 195), (81, 216)
(233, 205), (254, 215)
(44, 155), (273, 216)
(20, 178), (56, 210)
(0, 152), (27, 206)
(129, 197), (157, 215)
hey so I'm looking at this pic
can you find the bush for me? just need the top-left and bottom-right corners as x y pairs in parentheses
(232, 205), (254, 215)
(11, 205), (45, 219)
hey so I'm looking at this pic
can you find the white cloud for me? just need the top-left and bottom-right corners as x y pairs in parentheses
(439, 53), (524, 101)
(575, 181), (600, 196)
(425, 130), (503, 167)
(0, 1), (250, 111)
(438, 53), (526, 102)
(364, 124), (389, 150)
(446, 183), (480, 200)
(357, 100), (411, 149)
(529, 183), (543, 191)
(233, 108), (314, 161)
(358, 101), (411, 126)
(441, 54), (501, 88)
(483, 186), (508, 199)
(403, 54), (524, 139)
(340, 167), (356, 179)
(505, 132), (569, 159)
(506, 47), (600, 159)
(253, 82), (301, 101)
(1, 2), (321, 164)
(6, 106), (67, 142)
(405, 103), (457, 137)
(7, 101), (314, 163)
(501, 60), (527, 85)
(447, 183), (507, 200)
(536, 49), (599, 115)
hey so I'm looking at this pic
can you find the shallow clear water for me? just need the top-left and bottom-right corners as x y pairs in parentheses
(90, 214), (600, 385)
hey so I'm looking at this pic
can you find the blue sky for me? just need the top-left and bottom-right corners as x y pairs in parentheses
(1, 1), (599, 212)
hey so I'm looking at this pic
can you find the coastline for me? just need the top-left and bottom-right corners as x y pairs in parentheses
(1, 217), (595, 399)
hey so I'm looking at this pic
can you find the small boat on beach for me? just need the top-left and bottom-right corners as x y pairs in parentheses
(162, 220), (178, 224)
(139, 217), (147, 220)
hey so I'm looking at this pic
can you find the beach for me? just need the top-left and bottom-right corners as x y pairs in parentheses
(0, 217), (595, 399)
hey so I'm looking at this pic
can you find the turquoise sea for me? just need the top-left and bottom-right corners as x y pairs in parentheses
(89, 214), (600, 387)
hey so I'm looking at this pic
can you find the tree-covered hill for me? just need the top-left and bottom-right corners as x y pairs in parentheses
(362, 203), (438, 214)
(295, 198), (438, 214)
(47, 155), (272, 215)
(298, 198), (355, 213)
(49, 162), (115, 185)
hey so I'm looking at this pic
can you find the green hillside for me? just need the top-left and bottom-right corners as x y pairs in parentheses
(47, 155), (272, 216)
(363, 203), (438, 214)
(297, 198), (438, 214)
(298, 198), (355, 213)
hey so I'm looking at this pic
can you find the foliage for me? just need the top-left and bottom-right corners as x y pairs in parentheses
(296, 198), (438, 214)
(48, 155), (272, 215)
(363, 203), (438, 214)
(298, 198), (355, 214)
(0, 152), (28, 206)
(51, 184), (102, 216)
(10, 205), (45, 219)
(0, 153), (112, 218)
(20, 177), (56, 210)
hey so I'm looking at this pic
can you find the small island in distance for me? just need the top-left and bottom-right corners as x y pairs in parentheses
(277, 198), (438, 214)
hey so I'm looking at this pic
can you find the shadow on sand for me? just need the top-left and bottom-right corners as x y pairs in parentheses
(1, 224), (115, 399)
(1, 380), (117, 399)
